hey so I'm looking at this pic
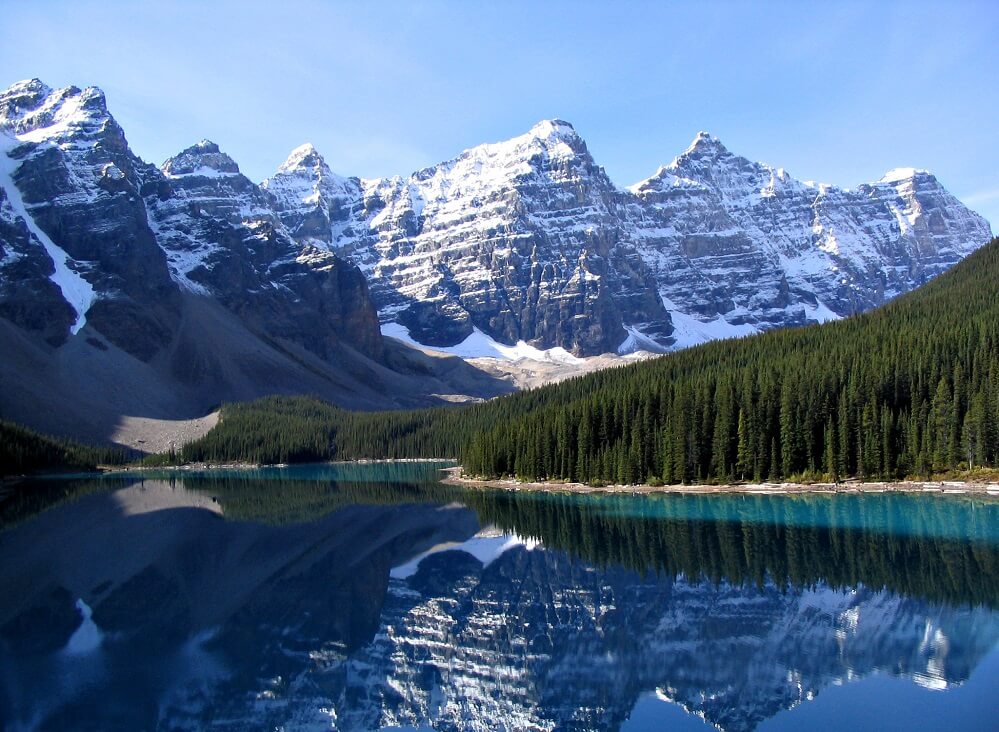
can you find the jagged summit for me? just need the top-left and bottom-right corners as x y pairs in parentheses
(0, 80), (110, 142)
(277, 142), (328, 173)
(440, 118), (587, 169)
(879, 166), (932, 184)
(162, 139), (240, 177)
(0, 78), (52, 103)
(260, 109), (990, 356)
(0, 76), (992, 366)
(513, 118), (584, 155)
(263, 142), (359, 242)
(402, 117), (595, 204)
(681, 130), (729, 156)
(527, 118), (577, 140)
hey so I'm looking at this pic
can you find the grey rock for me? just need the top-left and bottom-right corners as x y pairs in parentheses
(268, 127), (992, 355)
(0, 79), (179, 360)
(0, 80), (386, 366)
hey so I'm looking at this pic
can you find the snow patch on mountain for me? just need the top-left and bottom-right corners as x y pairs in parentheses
(880, 167), (929, 184)
(0, 137), (95, 333)
(618, 324), (668, 354)
(2, 78), (992, 362)
(382, 321), (585, 364)
(664, 306), (761, 351)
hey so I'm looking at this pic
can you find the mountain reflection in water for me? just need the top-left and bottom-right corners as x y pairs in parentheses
(0, 466), (996, 731)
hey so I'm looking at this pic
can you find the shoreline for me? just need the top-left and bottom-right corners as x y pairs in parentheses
(101, 457), (455, 473)
(440, 467), (999, 496)
(12, 461), (997, 498)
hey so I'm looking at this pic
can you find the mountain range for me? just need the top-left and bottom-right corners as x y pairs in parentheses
(266, 118), (991, 355)
(0, 79), (991, 442)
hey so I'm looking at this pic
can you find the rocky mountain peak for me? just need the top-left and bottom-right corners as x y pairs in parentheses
(276, 142), (328, 175)
(878, 166), (930, 183)
(0, 76), (992, 369)
(0, 81), (110, 142)
(678, 130), (730, 159)
(161, 140), (240, 177)
(669, 131), (736, 168)
(442, 118), (589, 174)
(403, 118), (595, 203)
(262, 142), (360, 244)
(0, 78), (53, 119)
(528, 118), (578, 141)
(520, 118), (589, 161)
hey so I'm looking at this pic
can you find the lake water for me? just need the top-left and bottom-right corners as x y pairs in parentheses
(1, 463), (997, 731)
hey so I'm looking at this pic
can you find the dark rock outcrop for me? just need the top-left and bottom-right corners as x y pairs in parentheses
(150, 139), (383, 360)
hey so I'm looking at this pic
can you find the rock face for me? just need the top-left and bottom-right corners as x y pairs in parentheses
(267, 121), (672, 353)
(0, 77), (992, 382)
(626, 134), (993, 345)
(268, 126), (992, 355)
(149, 139), (383, 360)
(326, 546), (998, 732)
(0, 79), (178, 359)
(0, 80), (384, 366)
(0, 81), (522, 444)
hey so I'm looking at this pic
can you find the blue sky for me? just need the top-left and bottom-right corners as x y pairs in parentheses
(2, 1), (996, 228)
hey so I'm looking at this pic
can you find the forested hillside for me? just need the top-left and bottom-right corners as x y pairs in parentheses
(182, 237), (999, 484)
(0, 421), (128, 476)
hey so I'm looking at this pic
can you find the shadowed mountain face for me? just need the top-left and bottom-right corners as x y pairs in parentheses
(0, 80), (513, 442)
(1, 471), (996, 731)
(0, 81), (382, 363)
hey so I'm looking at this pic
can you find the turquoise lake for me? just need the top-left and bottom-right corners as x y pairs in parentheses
(0, 462), (996, 731)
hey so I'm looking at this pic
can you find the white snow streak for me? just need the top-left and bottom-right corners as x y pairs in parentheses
(381, 321), (584, 364)
(0, 136), (96, 334)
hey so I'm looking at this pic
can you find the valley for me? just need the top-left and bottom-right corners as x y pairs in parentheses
(0, 78), (992, 451)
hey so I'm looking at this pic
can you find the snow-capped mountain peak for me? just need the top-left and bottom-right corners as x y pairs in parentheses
(878, 166), (931, 184)
(413, 118), (588, 181)
(263, 141), (362, 248)
(0, 81), (111, 144)
(679, 130), (729, 157)
(0, 79), (55, 126)
(0, 78), (992, 366)
(276, 142), (328, 174)
(528, 117), (578, 141)
(161, 140), (240, 177)
(260, 117), (992, 356)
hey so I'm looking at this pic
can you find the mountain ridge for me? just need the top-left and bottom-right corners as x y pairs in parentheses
(3, 78), (991, 361)
(0, 79), (514, 444)
(266, 115), (991, 355)
(0, 78), (993, 445)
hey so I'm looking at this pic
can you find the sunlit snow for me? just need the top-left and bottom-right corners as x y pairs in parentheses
(617, 325), (667, 354)
(381, 321), (584, 364)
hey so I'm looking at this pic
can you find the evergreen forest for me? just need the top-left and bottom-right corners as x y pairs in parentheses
(179, 237), (999, 485)
(0, 420), (129, 477)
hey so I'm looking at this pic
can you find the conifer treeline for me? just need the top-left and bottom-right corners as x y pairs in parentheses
(463, 238), (999, 483)
(0, 420), (129, 476)
(178, 397), (475, 464)
(181, 238), (999, 483)
(170, 474), (999, 608)
(464, 491), (999, 607)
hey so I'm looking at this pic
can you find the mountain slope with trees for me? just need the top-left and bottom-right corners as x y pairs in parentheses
(181, 237), (999, 484)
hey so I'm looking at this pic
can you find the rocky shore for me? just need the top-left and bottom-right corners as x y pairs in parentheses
(440, 467), (999, 496)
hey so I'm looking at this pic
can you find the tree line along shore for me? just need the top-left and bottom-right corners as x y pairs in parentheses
(4, 238), (999, 490)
